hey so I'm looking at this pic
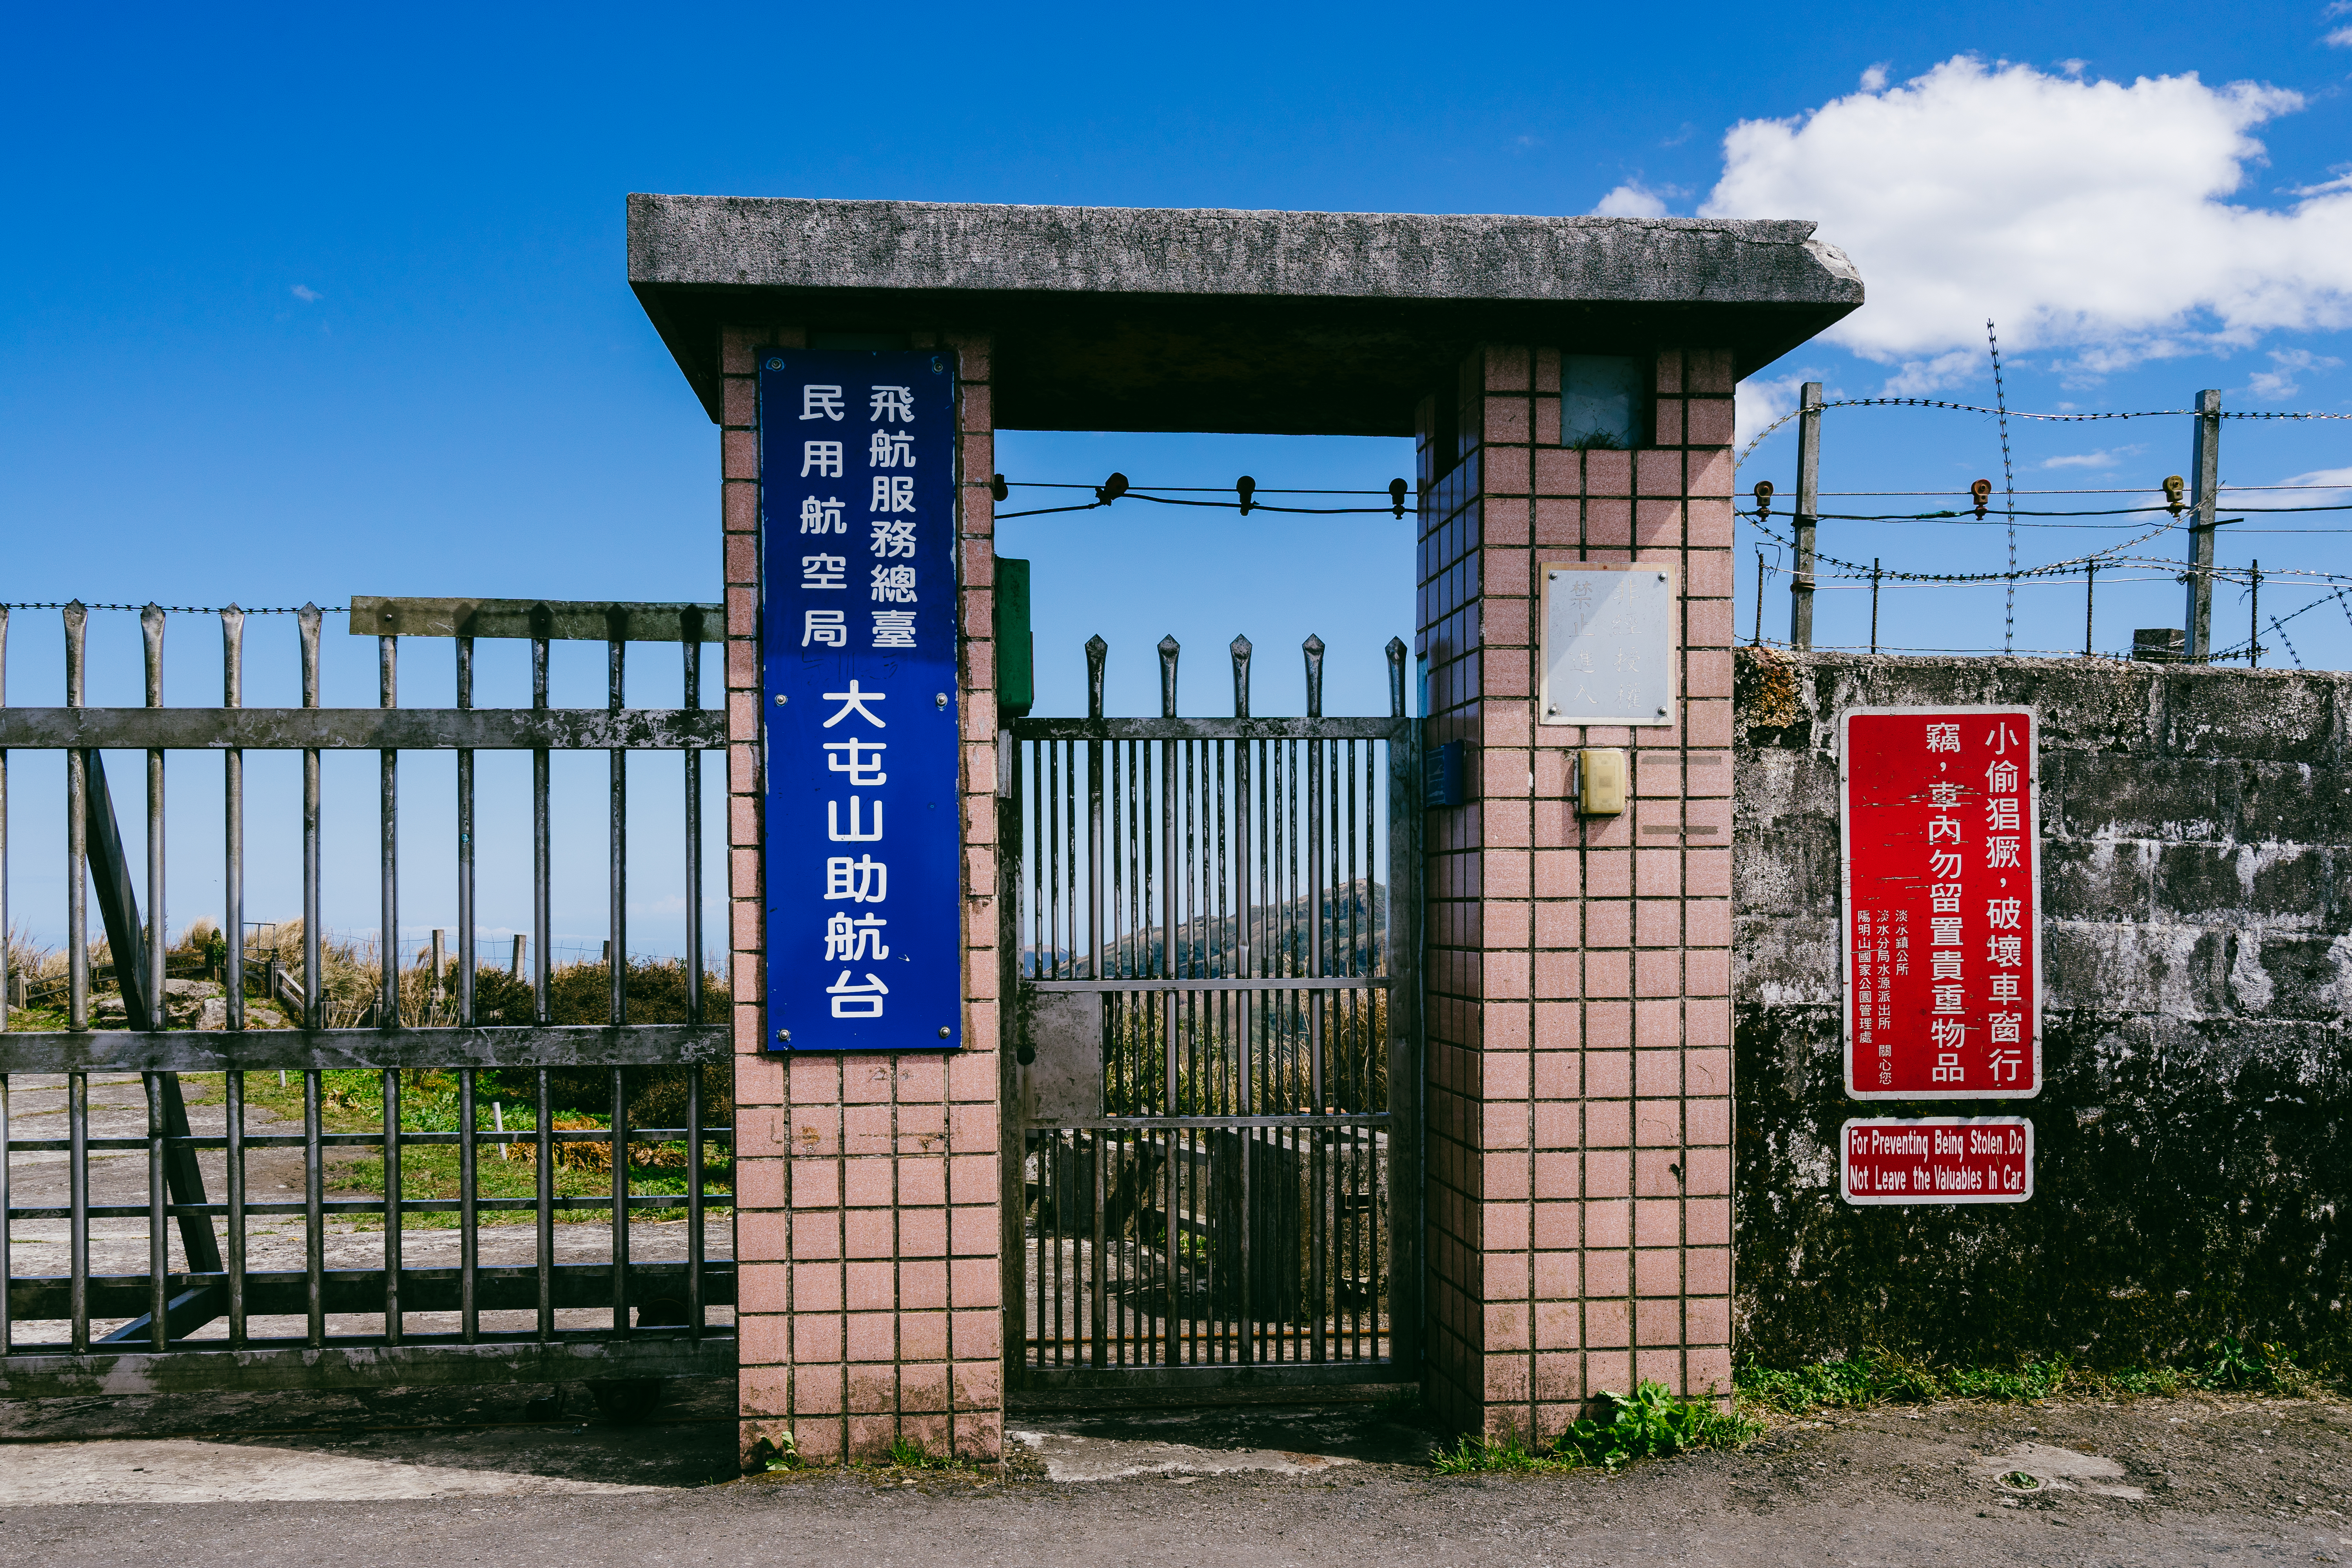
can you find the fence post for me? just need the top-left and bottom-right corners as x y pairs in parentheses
(430, 929), (445, 1004)
(2250, 559), (2262, 669)
(510, 933), (526, 977)
(1788, 381), (1823, 649)
(2084, 560), (2097, 657)
(2184, 389), (2221, 661)
(1869, 558), (1880, 654)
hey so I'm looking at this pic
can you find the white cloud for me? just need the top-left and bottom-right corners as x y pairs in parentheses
(2041, 449), (2133, 470)
(1879, 350), (1980, 395)
(1858, 63), (1889, 93)
(2327, 25), (2352, 45)
(2245, 347), (2343, 398)
(2280, 465), (2352, 493)
(1700, 57), (2352, 367)
(1734, 373), (1809, 450)
(290, 284), (321, 303)
(1591, 181), (1673, 218)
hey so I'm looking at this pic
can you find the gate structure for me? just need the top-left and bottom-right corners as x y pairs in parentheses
(0, 598), (734, 1407)
(1003, 633), (1421, 1398)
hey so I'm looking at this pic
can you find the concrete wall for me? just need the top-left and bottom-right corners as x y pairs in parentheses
(723, 325), (1005, 1466)
(1733, 651), (2352, 1368)
(1419, 346), (1739, 1439)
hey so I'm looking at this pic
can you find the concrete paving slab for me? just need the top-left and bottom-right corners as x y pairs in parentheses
(1009, 1425), (1357, 1481)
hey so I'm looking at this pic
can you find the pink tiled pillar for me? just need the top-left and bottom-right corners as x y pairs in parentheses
(724, 327), (1004, 1466)
(1419, 345), (1736, 1441)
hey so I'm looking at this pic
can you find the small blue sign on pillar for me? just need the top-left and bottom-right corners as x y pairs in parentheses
(759, 350), (963, 1052)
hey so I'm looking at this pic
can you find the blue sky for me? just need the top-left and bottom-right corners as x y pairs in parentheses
(7, 2), (2352, 956)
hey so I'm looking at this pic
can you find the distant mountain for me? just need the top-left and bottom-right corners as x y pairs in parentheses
(1020, 878), (1388, 981)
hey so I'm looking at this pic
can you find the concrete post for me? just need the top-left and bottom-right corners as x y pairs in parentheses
(1788, 381), (1822, 650)
(2184, 389), (2222, 661)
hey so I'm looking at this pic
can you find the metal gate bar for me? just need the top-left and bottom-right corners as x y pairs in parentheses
(0, 598), (736, 1398)
(1005, 633), (1420, 1396)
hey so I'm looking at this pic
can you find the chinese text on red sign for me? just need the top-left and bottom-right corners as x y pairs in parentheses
(1840, 708), (2040, 1100)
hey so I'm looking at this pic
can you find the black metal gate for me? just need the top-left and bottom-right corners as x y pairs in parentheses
(1002, 632), (1421, 1399)
(0, 598), (734, 1406)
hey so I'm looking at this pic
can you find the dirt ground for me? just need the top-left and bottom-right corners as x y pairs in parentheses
(0, 1387), (2347, 1565)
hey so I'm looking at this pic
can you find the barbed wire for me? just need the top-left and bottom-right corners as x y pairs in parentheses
(1735, 396), (2352, 468)
(1744, 510), (2181, 584)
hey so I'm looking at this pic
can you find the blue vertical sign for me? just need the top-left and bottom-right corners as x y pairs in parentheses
(760, 350), (962, 1052)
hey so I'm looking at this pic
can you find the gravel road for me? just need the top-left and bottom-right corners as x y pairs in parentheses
(0, 1391), (2345, 1565)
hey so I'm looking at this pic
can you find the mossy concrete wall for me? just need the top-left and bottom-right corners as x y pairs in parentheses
(1733, 651), (2350, 1368)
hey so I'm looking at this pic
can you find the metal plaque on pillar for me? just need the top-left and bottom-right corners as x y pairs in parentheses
(759, 349), (964, 1052)
(1537, 563), (1678, 727)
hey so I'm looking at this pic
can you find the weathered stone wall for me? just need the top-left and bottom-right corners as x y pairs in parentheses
(1733, 650), (2352, 1368)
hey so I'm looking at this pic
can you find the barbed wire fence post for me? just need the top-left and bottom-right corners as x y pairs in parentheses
(1869, 557), (1881, 654)
(2250, 559), (2263, 670)
(1790, 382), (1823, 650)
(2186, 389), (2223, 662)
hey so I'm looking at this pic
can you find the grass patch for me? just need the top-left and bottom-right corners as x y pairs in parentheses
(1431, 1380), (1759, 1474)
(1736, 1339), (2317, 1414)
(214, 1067), (731, 1228)
(881, 1437), (986, 1473)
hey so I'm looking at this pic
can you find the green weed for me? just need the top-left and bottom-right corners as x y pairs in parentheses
(1736, 1342), (2312, 1414)
(881, 1437), (984, 1472)
(1430, 1381), (1756, 1474)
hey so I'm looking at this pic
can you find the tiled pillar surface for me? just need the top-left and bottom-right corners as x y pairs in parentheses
(724, 327), (1004, 1466)
(1419, 345), (1737, 1440)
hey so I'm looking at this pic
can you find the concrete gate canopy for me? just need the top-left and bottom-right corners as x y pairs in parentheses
(625, 195), (1863, 432)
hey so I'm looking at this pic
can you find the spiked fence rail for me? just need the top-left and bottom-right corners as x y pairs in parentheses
(0, 599), (736, 1401)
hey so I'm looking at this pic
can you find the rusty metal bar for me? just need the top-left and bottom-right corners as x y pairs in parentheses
(1012, 716), (1400, 742)
(531, 614), (554, 1343)
(458, 1065), (478, 1343)
(682, 607), (704, 1339)
(0, 1024), (731, 1073)
(350, 597), (722, 642)
(301, 605), (322, 1033)
(607, 612), (630, 1338)
(69, 1072), (88, 1353)
(223, 610), (245, 1036)
(225, 1069), (246, 1346)
(142, 607), (166, 1035)
(382, 1069), (403, 1344)
(304, 1070), (323, 1346)
(65, 604), (87, 1034)
(456, 629), (479, 1342)
(0, 708), (728, 751)
(147, 1073), (167, 1349)
(379, 635), (403, 1345)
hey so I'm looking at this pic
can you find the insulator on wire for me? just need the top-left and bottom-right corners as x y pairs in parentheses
(1096, 472), (1129, 505)
(1971, 479), (1993, 519)
(2162, 475), (2185, 518)
(989, 474), (1009, 502)
(1236, 475), (1255, 516)
(1389, 478), (1408, 518)
(1753, 479), (1775, 522)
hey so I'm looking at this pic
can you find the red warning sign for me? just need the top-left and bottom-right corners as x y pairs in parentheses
(1840, 706), (2041, 1100)
(1840, 1116), (2033, 1205)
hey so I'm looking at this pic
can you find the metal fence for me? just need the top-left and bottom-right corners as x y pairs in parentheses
(1004, 633), (1421, 1397)
(0, 597), (735, 1408)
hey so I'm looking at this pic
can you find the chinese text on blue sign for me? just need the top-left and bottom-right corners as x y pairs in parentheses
(760, 351), (962, 1051)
